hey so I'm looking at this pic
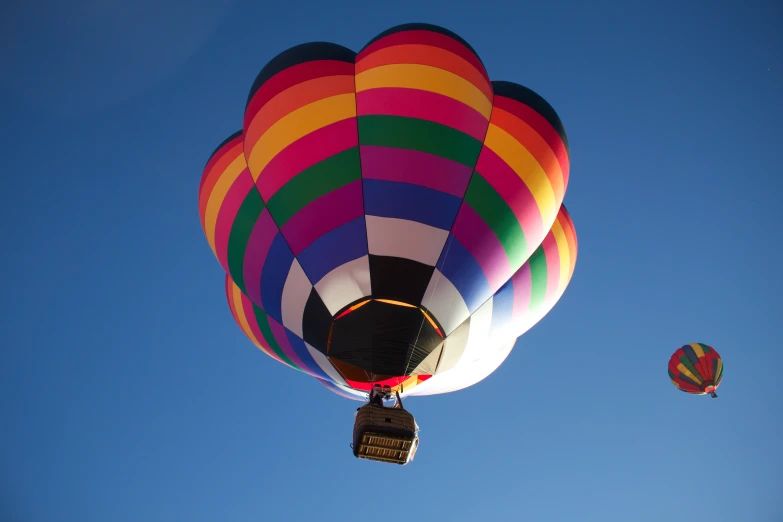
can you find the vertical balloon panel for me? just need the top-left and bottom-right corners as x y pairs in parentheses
(354, 25), (493, 319)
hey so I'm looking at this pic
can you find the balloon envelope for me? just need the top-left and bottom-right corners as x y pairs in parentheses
(668, 343), (723, 397)
(198, 23), (578, 400)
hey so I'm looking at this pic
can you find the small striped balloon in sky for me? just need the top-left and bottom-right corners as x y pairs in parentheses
(668, 343), (724, 398)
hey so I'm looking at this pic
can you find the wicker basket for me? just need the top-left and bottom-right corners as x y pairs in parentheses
(352, 404), (418, 465)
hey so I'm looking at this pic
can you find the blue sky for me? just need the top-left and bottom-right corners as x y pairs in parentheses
(2, 0), (781, 521)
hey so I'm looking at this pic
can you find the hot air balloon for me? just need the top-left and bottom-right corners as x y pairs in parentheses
(668, 343), (723, 398)
(198, 23), (578, 464)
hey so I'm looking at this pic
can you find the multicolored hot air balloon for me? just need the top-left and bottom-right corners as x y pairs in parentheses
(668, 343), (724, 398)
(198, 23), (578, 402)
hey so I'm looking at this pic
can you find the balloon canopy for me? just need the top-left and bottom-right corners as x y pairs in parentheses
(198, 23), (578, 401)
(668, 343), (724, 398)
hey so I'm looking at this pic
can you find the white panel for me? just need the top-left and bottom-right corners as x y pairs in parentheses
(434, 318), (471, 374)
(405, 339), (516, 396)
(366, 216), (449, 266)
(454, 297), (493, 368)
(305, 342), (349, 387)
(280, 260), (312, 338)
(421, 269), (470, 335)
(441, 340), (516, 394)
(314, 255), (372, 315)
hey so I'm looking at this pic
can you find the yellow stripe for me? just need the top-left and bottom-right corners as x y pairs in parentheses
(483, 123), (557, 222)
(231, 284), (260, 346)
(246, 93), (356, 177)
(420, 309), (440, 333)
(391, 375), (420, 393)
(690, 343), (705, 358)
(351, 299), (371, 311)
(203, 155), (247, 254)
(375, 298), (417, 308)
(676, 363), (703, 385)
(355, 64), (492, 119)
(715, 359), (723, 381)
(550, 217), (571, 297)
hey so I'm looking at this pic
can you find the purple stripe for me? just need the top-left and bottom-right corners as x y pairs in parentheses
(360, 145), (473, 198)
(297, 217), (368, 284)
(281, 179), (364, 255)
(451, 204), (512, 291)
(268, 316), (308, 371)
(436, 235), (492, 314)
(285, 330), (331, 382)
(243, 208), (279, 308)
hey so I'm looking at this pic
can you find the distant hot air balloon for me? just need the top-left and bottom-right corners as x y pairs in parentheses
(668, 343), (723, 398)
(198, 23), (578, 463)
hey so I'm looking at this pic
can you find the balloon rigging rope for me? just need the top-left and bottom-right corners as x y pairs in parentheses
(401, 235), (455, 390)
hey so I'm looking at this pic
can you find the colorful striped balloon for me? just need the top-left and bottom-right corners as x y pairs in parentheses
(198, 23), (578, 400)
(668, 343), (724, 398)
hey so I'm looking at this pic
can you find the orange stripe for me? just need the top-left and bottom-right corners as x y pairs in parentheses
(490, 107), (565, 204)
(356, 44), (493, 101)
(558, 211), (578, 276)
(375, 299), (417, 308)
(226, 277), (240, 323)
(199, 140), (244, 225)
(244, 75), (356, 154)
(199, 139), (237, 202)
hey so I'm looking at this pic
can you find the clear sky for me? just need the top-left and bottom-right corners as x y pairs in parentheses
(2, 1), (781, 521)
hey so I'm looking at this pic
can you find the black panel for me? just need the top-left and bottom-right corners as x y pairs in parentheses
(368, 255), (435, 305)
(301, 289), (333, 353)
(329, 301), (443, 378)
(246, 42), (357, 107)
(361, 22), (482, 61)
(491, 81), (569, 154)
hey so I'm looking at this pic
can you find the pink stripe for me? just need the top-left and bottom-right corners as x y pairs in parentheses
(360, 145), (472, 197)
(475, 147), (544, 257)
(451, 204), (512, 291)
(540, 233), (561, 305)
(510, 263), (532, 324)
(281, 180), (364, 255)
(240, 293), (285, 365)
(356, 88), (488, 141)
(256, 119), (358, 200)
(242, 209), (279, 307)
(214, 171), (254, 272)
(268, 317), (308, 371)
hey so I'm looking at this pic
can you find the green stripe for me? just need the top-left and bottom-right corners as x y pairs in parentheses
(699, 343), (712, 353)
(357, 115), (482, 167)
(464, 173), (526, 267)
(267, 147), (361, 226)
(253, 304), (296, 368)
(227, 190), (265, 294)
(527, 247), (548, 311)
(679, 355), (702, 381)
